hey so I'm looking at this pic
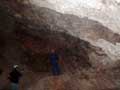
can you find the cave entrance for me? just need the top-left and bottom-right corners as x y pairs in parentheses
(14, 23), (91, 73)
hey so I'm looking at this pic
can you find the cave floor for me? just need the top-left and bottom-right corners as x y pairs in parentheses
(0, 64), (120, 90)
(26, 69), (120, 90)
(0, 52), (120, 90)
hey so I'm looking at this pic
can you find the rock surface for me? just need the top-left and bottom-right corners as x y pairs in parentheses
(0, 0), (120, 90)
(1, 0), (120, 66)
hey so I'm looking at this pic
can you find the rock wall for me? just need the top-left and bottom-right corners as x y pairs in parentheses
(28, 0), (120, 66)
(1, 0), (120, 68)
(0, 1), (120, 90)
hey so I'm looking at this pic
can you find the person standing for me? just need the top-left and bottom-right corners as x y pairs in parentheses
(49, 49), (61, 75)
(0, 69), (2, 75)
(8, 65), (22, 90)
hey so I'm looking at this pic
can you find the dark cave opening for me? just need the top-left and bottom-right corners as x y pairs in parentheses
(14, 23), (92, 72)
(0, 3), (92, 74)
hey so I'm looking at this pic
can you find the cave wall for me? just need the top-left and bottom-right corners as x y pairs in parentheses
(0, 1), (120, 90)
(0, 0), (120, 69)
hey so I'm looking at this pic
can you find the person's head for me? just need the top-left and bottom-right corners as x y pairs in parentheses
(51, 48), (55, 53)
(13, 65), (19, 70)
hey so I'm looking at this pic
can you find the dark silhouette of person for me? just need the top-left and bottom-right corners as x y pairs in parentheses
(8, 65), (22, 90)
(49, 49), (61, 75)
(0, 69), (2, 75)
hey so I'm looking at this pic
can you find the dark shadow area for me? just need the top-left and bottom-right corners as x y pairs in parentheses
(15, 25), (92, 72)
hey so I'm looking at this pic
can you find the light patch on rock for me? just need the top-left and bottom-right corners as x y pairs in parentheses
(96, 39), (120, 61)
(30, 0), (120, 34)
(115, 0), (120, 3)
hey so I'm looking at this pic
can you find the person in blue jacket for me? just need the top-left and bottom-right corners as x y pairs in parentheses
(49, 49), (61, 75)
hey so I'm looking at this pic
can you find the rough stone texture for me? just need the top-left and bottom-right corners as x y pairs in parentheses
(1, 0), (120, 66)
(0, 0), (120, 90)
(27, 0), (120, 65)
(30, 0), (120, 34)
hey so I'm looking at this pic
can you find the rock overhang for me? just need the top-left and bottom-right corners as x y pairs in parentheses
(1, 0), (120, 68)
